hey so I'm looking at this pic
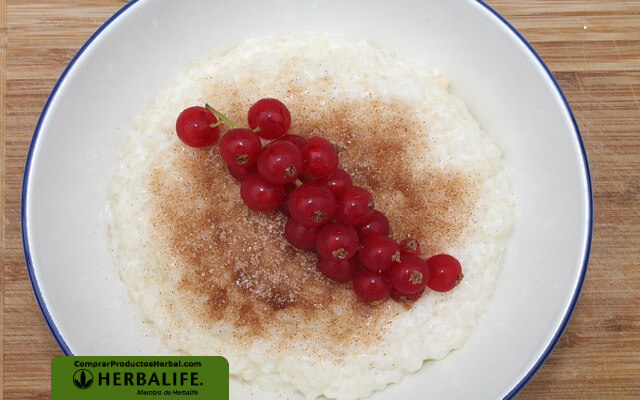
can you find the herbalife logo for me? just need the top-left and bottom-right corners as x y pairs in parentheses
(72, 369), (94, 389)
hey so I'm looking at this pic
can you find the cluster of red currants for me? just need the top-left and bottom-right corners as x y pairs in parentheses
(175, 98), (463, 303)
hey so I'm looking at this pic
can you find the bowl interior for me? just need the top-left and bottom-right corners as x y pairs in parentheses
(23, 0), (591, 398)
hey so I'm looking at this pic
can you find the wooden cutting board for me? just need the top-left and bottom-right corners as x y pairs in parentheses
(1, 1), (639, 398)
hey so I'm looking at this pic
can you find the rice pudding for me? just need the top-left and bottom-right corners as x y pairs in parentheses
(109, 33), (514, 399)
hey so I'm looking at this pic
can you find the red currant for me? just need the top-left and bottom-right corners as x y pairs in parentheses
(387, 255), (429, 294)
(390, 287), (425, 303)
(426, 254), (463, 292)
(284, 218), (320, 251)
(278, 183), (297, 215)
(219, 128), (262, 168)
(400, 238), (421, 256)
(317, 169), (352, 198)
(240, 173), (285, 212)
(176, 106), (220, 147)
(257, 141), (304, 185)
(228, 164), (257, 182)
(300, 137), (339, 179)
(353, 267), (391, 302)
(316, 222), (359, 261)
(359, 235), (400, 272)
(287, 184), (336, 227)
(317, 257), (357, 282)
(357, 210), (390, 239)
(279, 134), (306, 149)
(336, 186), (374, 227)
(247, 98), (291, 139)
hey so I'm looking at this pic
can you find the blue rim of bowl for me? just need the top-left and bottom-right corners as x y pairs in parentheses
(21, 0), (593, 397)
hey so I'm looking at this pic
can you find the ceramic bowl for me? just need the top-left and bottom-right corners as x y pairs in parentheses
(22, 0), (592, 398)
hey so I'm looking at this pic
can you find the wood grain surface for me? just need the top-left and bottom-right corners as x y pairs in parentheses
(2, 1), (639, 398)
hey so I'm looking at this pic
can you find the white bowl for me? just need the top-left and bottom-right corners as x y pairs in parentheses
(22, 0), (592, 398)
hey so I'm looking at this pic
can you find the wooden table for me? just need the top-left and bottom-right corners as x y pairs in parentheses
(1, 1), (639, 398)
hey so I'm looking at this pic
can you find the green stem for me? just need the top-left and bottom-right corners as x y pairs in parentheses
(205, 104), (238, 129)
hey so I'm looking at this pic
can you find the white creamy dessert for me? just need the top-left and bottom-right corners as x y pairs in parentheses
(109, 33), (514, 399)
